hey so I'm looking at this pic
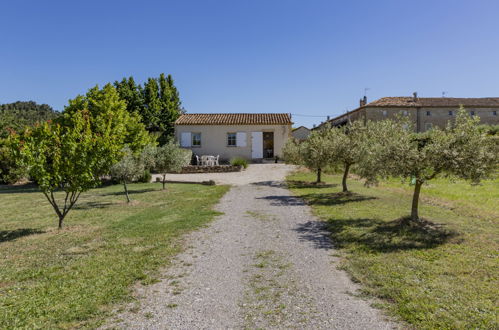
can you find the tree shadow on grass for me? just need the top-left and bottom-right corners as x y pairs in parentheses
(0, 183), (39, 194)
(74, 201), (115, 210)
(286, 180), (339, 189)
(0, 228), (45, 243)
(322, 216), (459, 253)
(99, 188), (157, 197)
(301, 191), (377, 206)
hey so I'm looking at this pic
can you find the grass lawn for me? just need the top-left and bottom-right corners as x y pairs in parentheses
(288, 171), (498, 329)
(0, 182), (228, 329)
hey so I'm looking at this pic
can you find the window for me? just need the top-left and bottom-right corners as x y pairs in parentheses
(426, 111), (431, 116)
(402, 110), (408, 116)
(425, 123), (433, 131)
(470, 111), (475, 116)
(227, 133), (236, 146)
(448, 110), (453, 116)
(382, 110), (387, 116)
(493, 111), (497, 116)
(192, 133), (201, 146)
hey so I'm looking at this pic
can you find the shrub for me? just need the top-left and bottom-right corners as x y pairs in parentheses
(136, 170), (152, 183)
(230, 157), (248, 169)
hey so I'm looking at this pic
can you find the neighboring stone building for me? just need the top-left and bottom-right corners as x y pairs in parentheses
(322, 94), (499, 132)
(174, 113), (292, 162)
(292, 126), (310, 140)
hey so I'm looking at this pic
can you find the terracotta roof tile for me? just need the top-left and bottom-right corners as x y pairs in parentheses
(366, 97), (499, 108)
(175, 113), (292, 125)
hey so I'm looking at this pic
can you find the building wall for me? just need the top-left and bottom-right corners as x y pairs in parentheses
(362, 106), (499, 132)
(292, 127), (310, 140)
(174, 124), (291, 161)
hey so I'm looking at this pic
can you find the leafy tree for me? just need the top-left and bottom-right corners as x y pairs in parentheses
(63, 84), (153, 153)
(0, 137), (28, 184)
(367, 108), (497, 223)
(114, 74), (183, 144)
(9, 85), (151, 228)
(283, 126), (333, 183)
(328, 120), (366, 192)
(110, 147), (145, 203)
(154, 141), (192, 190)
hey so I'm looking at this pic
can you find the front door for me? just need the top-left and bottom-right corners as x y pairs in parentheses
(251, 132), (263, 158)
(263, 132), (274, 158)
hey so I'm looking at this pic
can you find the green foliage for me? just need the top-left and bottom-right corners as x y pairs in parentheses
(0, 138), (27, 184)
(137, 170), (152, 183)
(327, 120), (368, 192)
(230, 156), (248, 168)
(0, 101), (59, 138)
(9, 85), (152, 228)
(154, 141), (192, 189)
(283, 126), (334, 183)
(478, 124), (499, 135)
(110, 147), (145, 202)
(114, 74), (183, 144)
(361, 107), (498, 221)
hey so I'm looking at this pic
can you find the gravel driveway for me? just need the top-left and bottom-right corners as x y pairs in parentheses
(107, 164), (398, 329)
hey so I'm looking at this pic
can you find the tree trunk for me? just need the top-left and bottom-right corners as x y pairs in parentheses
(58, 215), (64, 229)
(123, 181), (130, 203)
(316, 168), (322, 183)
(411, 181), (422, 222)
(162, 174), (166, 190)
(342, 163), (351, 193)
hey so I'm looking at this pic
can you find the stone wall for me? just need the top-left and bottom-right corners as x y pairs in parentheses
(174, 165), (243, 174)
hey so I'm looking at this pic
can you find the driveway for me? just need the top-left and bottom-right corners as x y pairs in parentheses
(152, 163), (295, 186)
(109, 164), (398, 329)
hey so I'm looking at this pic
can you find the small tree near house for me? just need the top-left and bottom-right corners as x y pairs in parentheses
(282, 126), (334, 183)
(368, 108), (497, 223)
(328, 120), (367, 192)
(110, 147), (145, 203)
(154, 141), (192, 190)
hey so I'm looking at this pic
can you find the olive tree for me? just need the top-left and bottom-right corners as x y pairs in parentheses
(110, 147), (145, 203)
(282, 126), (333, 183)
(154, 141), (192, 190)
(367, 108), (497, 223)
(327, 120), (367, 192)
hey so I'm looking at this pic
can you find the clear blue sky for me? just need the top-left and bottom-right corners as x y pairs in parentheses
(1, 0), (498, 128)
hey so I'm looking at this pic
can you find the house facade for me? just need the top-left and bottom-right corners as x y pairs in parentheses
(323, 94), (499, 132)
(174, 113), (292, 162)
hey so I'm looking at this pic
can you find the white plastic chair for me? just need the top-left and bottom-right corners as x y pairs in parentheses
(215, 155), (220, 166)
(195, 155), (200, 165)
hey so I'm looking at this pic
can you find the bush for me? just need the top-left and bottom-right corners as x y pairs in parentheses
(230, 157), (248, 169)
(136, 170), (152, 183)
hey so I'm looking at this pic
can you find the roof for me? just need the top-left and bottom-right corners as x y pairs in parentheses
(365, 97), (499, 108)
(175, 113), (292, 125)
(292, 125), (310, 131)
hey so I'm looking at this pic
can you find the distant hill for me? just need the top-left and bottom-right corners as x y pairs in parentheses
(0, 101), (59, 138)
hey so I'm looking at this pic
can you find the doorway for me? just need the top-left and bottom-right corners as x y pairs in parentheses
(263, 132), (274, 158)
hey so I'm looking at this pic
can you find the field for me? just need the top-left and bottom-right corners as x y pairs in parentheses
(0, 182), (228, 328)
(288, 171), (498, 329)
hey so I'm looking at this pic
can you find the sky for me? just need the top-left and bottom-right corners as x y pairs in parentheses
(1, 0), (499, 128)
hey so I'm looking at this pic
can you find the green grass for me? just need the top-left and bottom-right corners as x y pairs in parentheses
(0, 182), (228, 329)
(287, 172), (498, 329)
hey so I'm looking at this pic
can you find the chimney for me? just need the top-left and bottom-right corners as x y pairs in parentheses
(326, 115), (330, 121)
(413, 92), (418, 101)
(360, 96), (367, 106)
(313, 124), (316, 128)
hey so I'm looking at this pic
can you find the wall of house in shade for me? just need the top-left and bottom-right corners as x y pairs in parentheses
(331, 107), (498, 132)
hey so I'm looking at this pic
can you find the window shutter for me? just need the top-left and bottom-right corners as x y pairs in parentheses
(236, 132), (247, 147)
(180, 132), (192, 147)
